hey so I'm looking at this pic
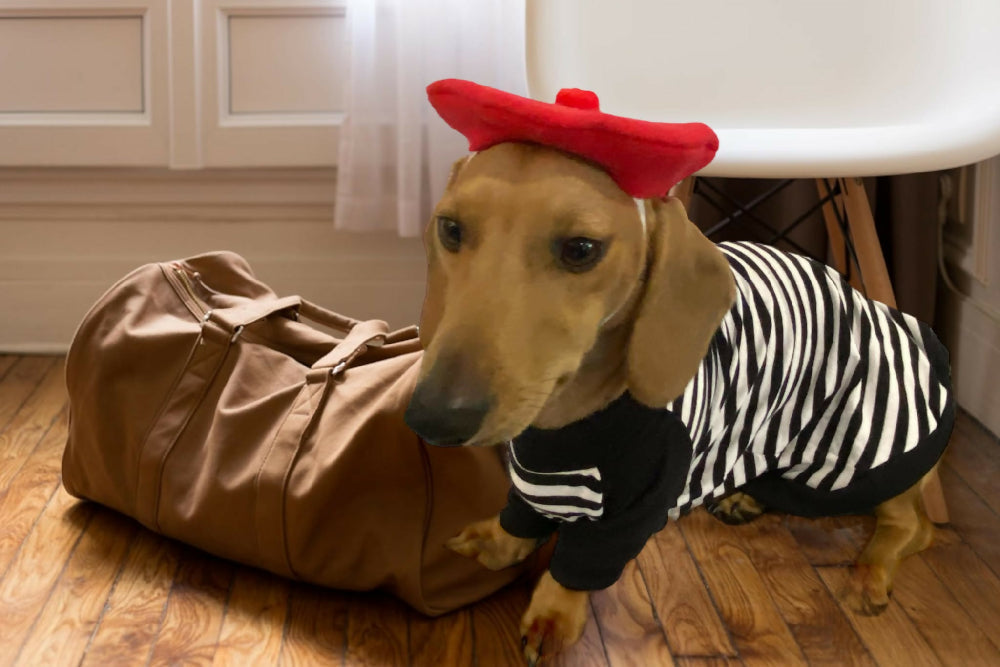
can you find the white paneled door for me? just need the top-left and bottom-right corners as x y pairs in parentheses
(0, 0), (346, 167)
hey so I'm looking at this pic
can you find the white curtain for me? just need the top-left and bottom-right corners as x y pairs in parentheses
(334, 0), (527, 237)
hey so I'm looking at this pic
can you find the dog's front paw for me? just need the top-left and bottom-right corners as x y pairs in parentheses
(841, 563), (891, 616)
(446, 516), (538, 570)
(707, 491), (766, 525)
(520, 571), (589, 666)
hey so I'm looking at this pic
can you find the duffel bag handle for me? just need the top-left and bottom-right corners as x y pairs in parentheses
(207, 295), (303, 332)
(311, 319), (390, 374)
(208, 295), (364, 335)
(296, 299), (360, 332)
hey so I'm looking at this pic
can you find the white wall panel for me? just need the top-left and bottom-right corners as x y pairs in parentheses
(0, 1), (170, 166)
(0, 16), (143, 112)
(0, 0), (345, 167)
(200, 0), (345, 167)
(229, 14), (346, 114)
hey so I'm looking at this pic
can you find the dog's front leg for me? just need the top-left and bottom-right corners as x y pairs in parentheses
(446, 515), (540, 570)
(521, 570), (589, 666)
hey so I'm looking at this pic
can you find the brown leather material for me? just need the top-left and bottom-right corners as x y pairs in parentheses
(63, 250), (522, 615)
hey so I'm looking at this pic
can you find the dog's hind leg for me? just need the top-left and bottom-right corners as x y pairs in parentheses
(706, 491), (767, 525)
(842, 467), (936, 615)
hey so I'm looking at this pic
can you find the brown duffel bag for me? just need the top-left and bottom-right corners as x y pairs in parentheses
(63, 250), (522, 615)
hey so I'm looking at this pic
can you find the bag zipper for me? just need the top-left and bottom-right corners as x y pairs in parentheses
(168, 262), (209, 320)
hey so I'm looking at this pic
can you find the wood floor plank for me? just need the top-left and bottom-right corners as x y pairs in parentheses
(937, 463), (1000, 577)
(343, 592), (410, 667)
(211, 568), (290, 666)
(409, 607), (473, 667)
(0, 356), (54, 434)
(554, 601), (609, 667)
(81, 529), (183, 667)
(0, 360), (64, 493)
(920, 542), (1000, 654)
(0, 355), (17, 380)
(785, 515), (871, 567)
(470, 583), (531, 667)
(278, 584), (349, 667)
(0, 487), (95, 656)
(816, 566), (940, 667)
(639, 522), (736, 658)
(679, 509), (807, 667)
(14, 509), (136, 667)
(944, 414), (1000, 516)
(0, 361), (997, 667)
(591, 559), (672, 667)
(0, 410), (68, 575)
(675, 657), (744, 667)
(148, 551), (235, 667)
(739, 515), (874, 667)
(891, 555), (1000, 665)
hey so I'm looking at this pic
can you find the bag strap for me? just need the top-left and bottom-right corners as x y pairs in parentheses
(207, 295), (365, 337)
(207, 295), (302, 332)
(296, 299), (360, 332)
(206, 293), (399, 373)
(254, 366), (332, 578)
(311, 319), (390, 373)
(134, 321), (234, 530)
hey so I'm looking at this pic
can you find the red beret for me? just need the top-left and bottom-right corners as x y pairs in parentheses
(427, 79), (718, 198)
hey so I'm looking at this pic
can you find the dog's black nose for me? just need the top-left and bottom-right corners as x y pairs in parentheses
(405, 380), (491, 447)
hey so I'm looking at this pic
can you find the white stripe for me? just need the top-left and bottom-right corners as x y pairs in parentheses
(805, 379), (864, 488)
(869, 306), (901, 470)
(901, 312), (924, 345)
(509, 447), (601, 481)
(529, 502), (603, 518)
(823, 268), (849, 398)
(706, 307), (739, 446)
(775, 253), (823, 465)
(510, 473), (603, 504)
(790, 321), (863, 479)
(691, 360), (710, 446)
(679, 378), (694, 427)
(731, 457), (747, 488)
(742, 244), (798, 411)
(729, 249), (776, 462)
(894, 324), (920, 450)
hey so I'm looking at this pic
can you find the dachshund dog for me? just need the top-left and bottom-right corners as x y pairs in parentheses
(404, 142), (953, 665)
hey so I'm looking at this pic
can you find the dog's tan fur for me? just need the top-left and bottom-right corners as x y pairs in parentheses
(414, 143), (935, 663)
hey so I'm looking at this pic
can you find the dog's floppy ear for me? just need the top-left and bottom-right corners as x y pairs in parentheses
(419, 155), (470, 348)
(627, 197), (736, 406)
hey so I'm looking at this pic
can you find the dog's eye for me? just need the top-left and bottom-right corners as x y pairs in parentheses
(555, 237), (605, 272)
(437, 217), (463, 252)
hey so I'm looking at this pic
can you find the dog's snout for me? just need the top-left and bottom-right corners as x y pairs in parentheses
(405, 389), (490, 447)
(405, 355), (493, 447)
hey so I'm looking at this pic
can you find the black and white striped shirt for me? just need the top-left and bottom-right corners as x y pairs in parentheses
(667, 241), (952, 519)
(499, 241), (953, 590)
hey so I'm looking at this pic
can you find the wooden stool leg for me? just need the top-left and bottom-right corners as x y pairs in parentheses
(815, 179), (851, 281)
(835, 177), (950, 524)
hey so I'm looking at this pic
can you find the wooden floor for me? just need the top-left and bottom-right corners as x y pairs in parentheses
(1, 355), (999, 666)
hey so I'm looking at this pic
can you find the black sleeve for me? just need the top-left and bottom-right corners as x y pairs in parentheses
(498, 487), (559, 540)
(546, 436), (689, 591)
(547, 488), (671, 590)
